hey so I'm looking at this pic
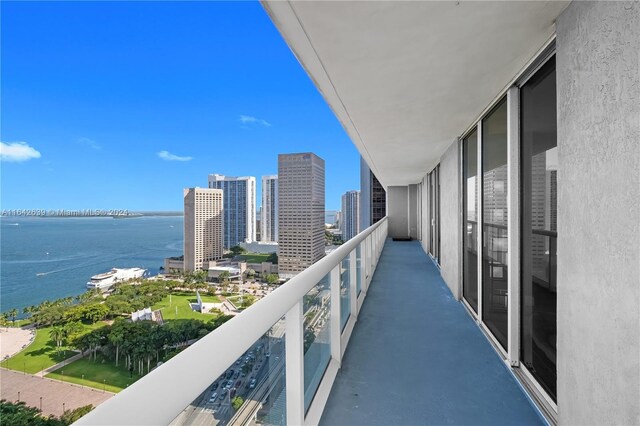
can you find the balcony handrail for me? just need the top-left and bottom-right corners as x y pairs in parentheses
(76, 217), (388, 426)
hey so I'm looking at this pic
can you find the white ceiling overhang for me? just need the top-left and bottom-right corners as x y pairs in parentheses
(262, 1), (569, 187)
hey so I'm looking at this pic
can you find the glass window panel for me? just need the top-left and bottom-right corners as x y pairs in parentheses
(169, 319), (286, 426)
(340, 256), (351, 331)
(482, 97), (509, 349)
(303, 274), (331, 412)
(520, 56), (557, 401)
(463, 129), (479, 312)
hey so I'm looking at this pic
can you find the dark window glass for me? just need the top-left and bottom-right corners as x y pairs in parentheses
(520, 56), (557, 401)
(462, 130), (478, 312)
(428, 165), (441, 264)
(482, 98), (509, 349)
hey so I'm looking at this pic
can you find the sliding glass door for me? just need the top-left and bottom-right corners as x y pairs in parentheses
(481, 98), (509, 349)
(428, 165), (441, 263)
(462, 130), (478, 312)
(521, 57), (557, 401)
(459, 51), (558, 407)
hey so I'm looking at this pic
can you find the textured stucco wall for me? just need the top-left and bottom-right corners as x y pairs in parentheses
(408, 184), (419, 239)
(556, 2), (639, 424)
(387, 186), (409, 238)
(438, 139), (461, 299)
(420, 175), (430, 255)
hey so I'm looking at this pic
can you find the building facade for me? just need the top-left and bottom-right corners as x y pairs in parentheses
(278, 153), (325, 279)
(360, 157), (387, 230)
(207, 174), (256, 248)
(261, 175), (278, 243)
(341, 190), (360, 241)
(183, 187), (224, 272)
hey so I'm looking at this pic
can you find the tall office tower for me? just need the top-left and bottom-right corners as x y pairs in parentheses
(256, 207), (262, 242)
(278, 153), (325, 279)
(207, 174), (256, 248)
(261, 175), (278, 242)
(183, 188), (224, 272)
(360, 157), (387, 229)
(341, 190), (361, 241)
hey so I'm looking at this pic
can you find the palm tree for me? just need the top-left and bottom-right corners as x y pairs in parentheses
(50, 326), (66, 352)
(0, 313), (8, 330)
(108, 327), (125, 367)
(8, 308), (18, 325)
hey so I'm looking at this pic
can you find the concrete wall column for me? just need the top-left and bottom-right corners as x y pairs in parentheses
(438, 139), (462, 299)
(556, 2), (639, 423)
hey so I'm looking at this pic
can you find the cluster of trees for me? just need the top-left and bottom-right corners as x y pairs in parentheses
(73, 316), (232, 376)
(0, 400), (92, 426)
(23, 292), (102, 327)
(325, 230), (344, 246)
(21, 281), (169, 327)
(104, 281), (168, 316)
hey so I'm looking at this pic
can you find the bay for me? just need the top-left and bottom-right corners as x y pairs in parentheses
(0, 216), (183, 314)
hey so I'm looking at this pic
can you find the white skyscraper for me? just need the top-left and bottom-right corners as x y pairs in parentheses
(261, 175), (278, 242)
(207, 174), (256, 248)
(341, 190), (361, 241)
(183, 187), (224, 272)
(278, 153), (325, 279)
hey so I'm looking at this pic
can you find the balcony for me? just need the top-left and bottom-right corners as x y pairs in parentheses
(77, 218), (542, 425)
(321, 239), (542, 425)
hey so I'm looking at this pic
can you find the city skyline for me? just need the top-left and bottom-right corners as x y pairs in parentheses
(0, 1), (360, 212)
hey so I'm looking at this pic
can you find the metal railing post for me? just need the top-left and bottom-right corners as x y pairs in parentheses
(330, 266), (341, 365)
(349, 250), (358, 316)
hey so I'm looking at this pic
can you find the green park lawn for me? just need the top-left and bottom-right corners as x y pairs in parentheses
(0, 322), (106, 374)
(152, 292), (221, 321)
(46, 355), (143, 393)
(238, 253), (271, 263)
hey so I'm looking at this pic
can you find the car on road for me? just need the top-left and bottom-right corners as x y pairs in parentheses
(211, 382), (219, 391)
(209, 392), (218, 402)
(249, 379), (257, 389)
(219, 390), (227, 401)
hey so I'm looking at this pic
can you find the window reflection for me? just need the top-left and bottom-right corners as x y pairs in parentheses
(521, 56), (557, 401)
(482, 98), (508, 349)
(463, 129), (478, 312)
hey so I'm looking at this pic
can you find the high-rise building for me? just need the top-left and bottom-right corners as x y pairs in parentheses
(278, 153), (325, 279)
(261, 175), (278, 242)
(341, 190), (360, 241)
(183, 187), (223, 272)
(360, 157), (387, 229)
(207, 174), (256, 248)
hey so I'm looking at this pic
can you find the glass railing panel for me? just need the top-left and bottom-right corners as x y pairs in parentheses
(340, 255), (351, 331)
(169, 318), (286, 426)
(303, 273), (331, 412)
(356, 244), (362, 296)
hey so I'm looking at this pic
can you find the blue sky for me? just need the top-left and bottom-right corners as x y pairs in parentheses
(0, 1), (360, 211)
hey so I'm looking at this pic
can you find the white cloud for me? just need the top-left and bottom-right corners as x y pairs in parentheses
(239, 115), (271, 127)
(77, 137), (101, 150)
(157, 150), (193, 162)
(0, 141), (42, 162)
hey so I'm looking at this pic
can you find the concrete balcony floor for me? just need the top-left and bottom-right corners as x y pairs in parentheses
(320, 240), (543, 426)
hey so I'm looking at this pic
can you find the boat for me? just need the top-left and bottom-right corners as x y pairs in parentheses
(86, 267), (146, 290)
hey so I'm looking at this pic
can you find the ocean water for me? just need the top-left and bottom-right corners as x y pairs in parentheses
(0, 216), (183, 314)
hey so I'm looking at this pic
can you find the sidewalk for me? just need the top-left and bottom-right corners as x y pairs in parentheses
(0, 368), (113, 417)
